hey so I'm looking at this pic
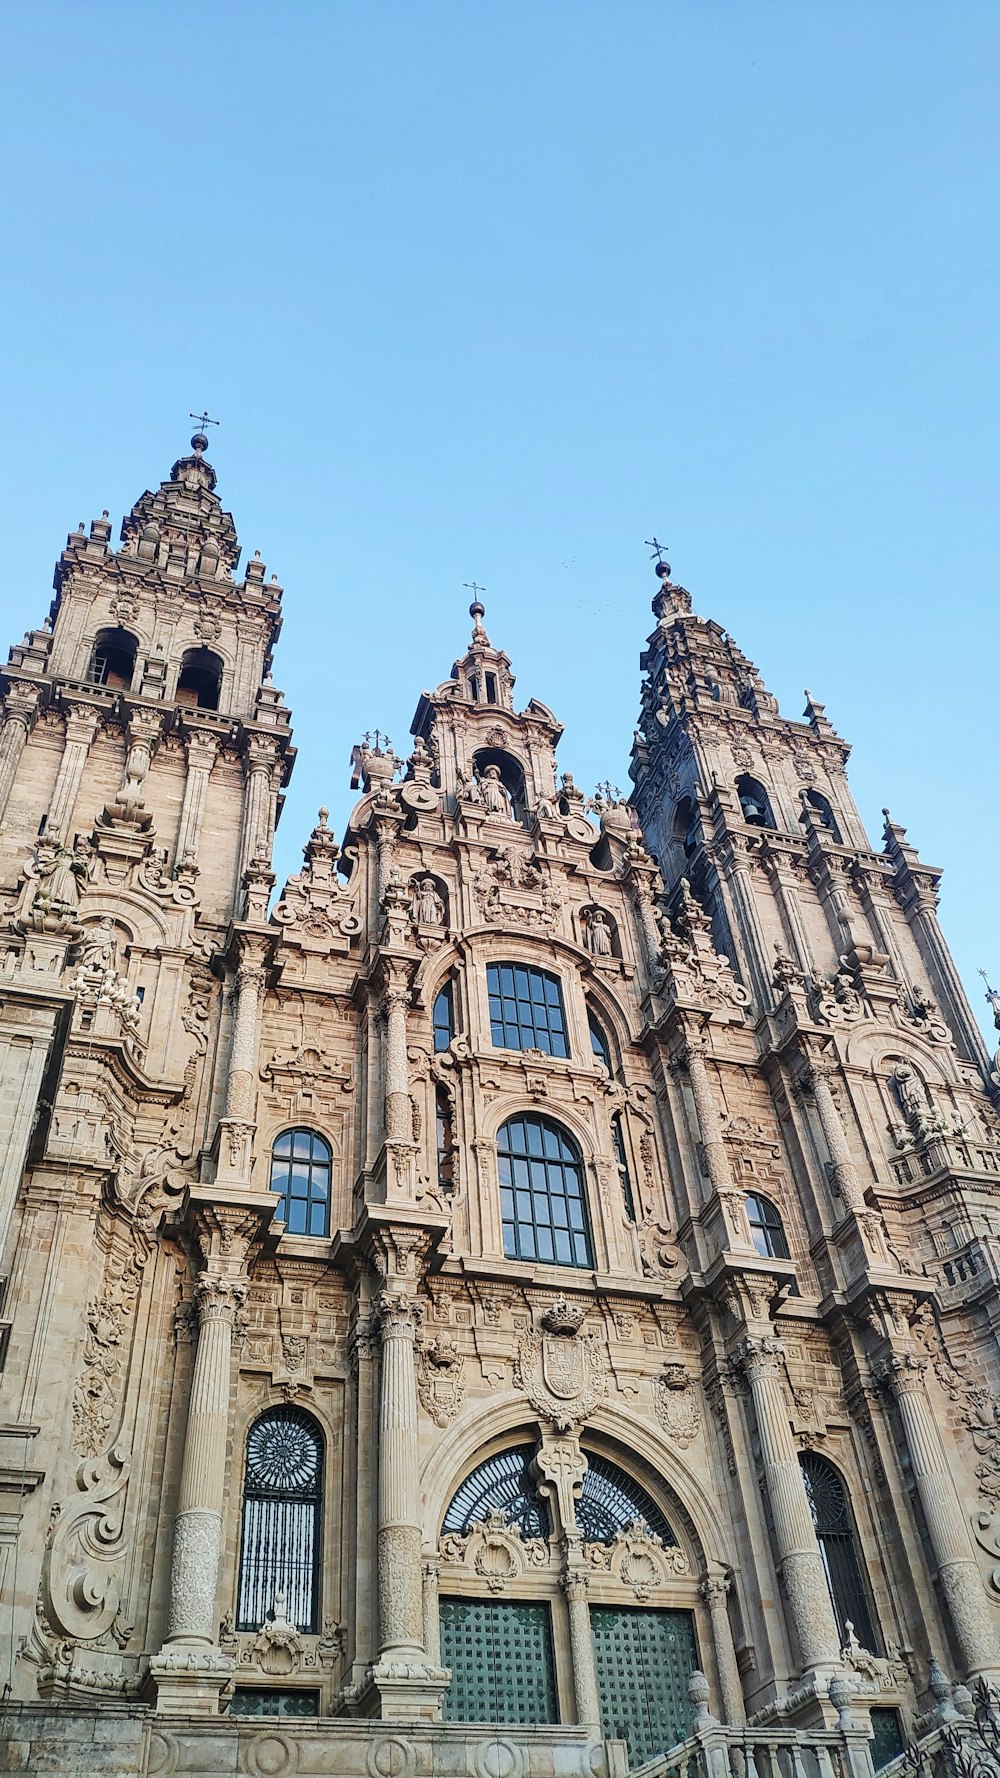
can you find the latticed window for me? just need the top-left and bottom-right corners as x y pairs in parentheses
(591, 1606), (696, 1766)
(578, 1453), (678, 1547)
(611, 1114), (636, 1222)
(497, 1115), (592, 1268)
(746, 1193), (790, 1260)
(440, 1599), (557, 1724)
(230, 1689), (319, 1717)
(269, 1129), (331, 1238)
(442, 1445), (550, 1538)
(237, 1408), (323, 1633)
(800, 1452), (879, 1651)
(487, 963), (568, 1057)
(433, 982), (454, 1052)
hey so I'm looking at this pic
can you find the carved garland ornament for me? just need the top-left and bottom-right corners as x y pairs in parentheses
(585, 1518), (689, 1599)
(439, 1509), (550, 1593)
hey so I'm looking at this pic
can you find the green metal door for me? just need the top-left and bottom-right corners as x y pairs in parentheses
(590, 1605), (697, 1766)
(439, 1598), (558, 1724)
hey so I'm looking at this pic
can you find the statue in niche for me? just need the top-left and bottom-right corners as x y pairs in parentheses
(30, 832), (93, 923)
(78, 916), (117, 977)
(457, 768), (482, 805)
(412, 876), (445, 927)
(586, 909), (613, 957)
(479, 765), (512, 818)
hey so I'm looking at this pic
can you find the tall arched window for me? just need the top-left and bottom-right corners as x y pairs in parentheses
(89, 627), (137, 690)
(736, 774), (776, 829)
(176, 646), (222, 710)
(800, 1452), (879, 1651)
(433, 981), (454, 1051)
(805, 788), (843, 844)
(611, 1113), (636, 1222)
(497, 1114), (592, 1268)
(442, 1445), (550, 1538)
(746, 1193), (790, 1260)
(487, 963), (568, 1056)
(589, 1010), (611, 1074)
(270, 1130), (331, 1237)
(237, 1408), (323, 1633)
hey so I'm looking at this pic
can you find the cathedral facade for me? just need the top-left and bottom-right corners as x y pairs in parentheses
(1, 437), (1000, 1777)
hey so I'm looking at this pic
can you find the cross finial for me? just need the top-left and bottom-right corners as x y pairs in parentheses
(645, 536), (669, 565)
(463, 581), (486, 600)
(188, 412), (219, 454)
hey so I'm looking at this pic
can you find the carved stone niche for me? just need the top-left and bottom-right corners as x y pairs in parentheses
(439, 1509), (550, 1594)
(584, 1518), (689, 1601)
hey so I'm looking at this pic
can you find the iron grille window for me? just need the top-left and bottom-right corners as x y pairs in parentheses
(611, 1114), (636, 1222)
(800, 1452), (879, 1652)
(578, 1453), (678, 1548)
(589, 1012), (611, 1074)
(746, 1193), (790, 1260)
(237, 1408), (323, 1633)
(591, 1606), (696, 1766)
(487, 964), (568, 1057)
(870, 1708), (905, 1770)
(497, 1115), (592, 1268)
(440, 1599), (557, 1724)
(433, 982), (454, 1052)
(270, 1129), (331, 1238)
(230, 1690), (319, 1717)
(442, 1445), (550, 1539)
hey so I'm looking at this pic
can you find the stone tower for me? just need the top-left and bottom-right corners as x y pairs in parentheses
(2, 446), (1000, 1778)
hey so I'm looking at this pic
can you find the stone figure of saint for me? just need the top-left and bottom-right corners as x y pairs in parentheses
(79, 916), (117, 977)
(479, 765), (511, 818)
(31, 832), (92, 921)
(412, 876), (445, 926)
(587, 909), (613, 956)
(458, 769), (481, 805)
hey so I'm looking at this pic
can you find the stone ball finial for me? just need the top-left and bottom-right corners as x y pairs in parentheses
(654, 559), (672, 580)
(469, 599), (486, 622)
(191, 431), (209, 455)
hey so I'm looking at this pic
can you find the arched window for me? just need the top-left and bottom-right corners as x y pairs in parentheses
(805, 788), (843, 844)
(589, 1010), (611, 1074)
(611, 1113), (636, 1222)
(800, 1452), (879, 1651)
(237, 1408), (323, 1632)
(89, 628), (137, 690)
(442, 1445), (550, 1538)
(472, 747), (525, 818)
(436, 1085), (455, 1192)
(497, 1114), (592, 1267)
(487, 963), (568, 1057)
(578, 1453), (678, 1547)
(746, 1193), (790, 1260)
(736, 775), (776, 829)
(433, 981), (454, 1052)
(176, 646), (222, 710)
(270, 1130), (331, 1237)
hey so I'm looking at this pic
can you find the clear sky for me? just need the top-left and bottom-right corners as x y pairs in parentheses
(2, 3), (998, 1038)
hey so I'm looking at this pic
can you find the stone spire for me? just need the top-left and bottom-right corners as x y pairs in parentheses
(113, 429), (240, 582)
(450, 595), (517, 711)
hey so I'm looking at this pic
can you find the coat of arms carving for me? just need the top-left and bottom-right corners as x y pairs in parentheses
(514, 1299), (606, 1431)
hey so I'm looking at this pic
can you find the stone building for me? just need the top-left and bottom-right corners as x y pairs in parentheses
(1, 438), (1000, 1778)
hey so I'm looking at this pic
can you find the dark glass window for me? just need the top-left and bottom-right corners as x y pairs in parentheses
(589, 1012), (611, 1073)
(436, 1085), (455, 1192)
(270, 1129), (331, 1238)
(433, 982), (454, 1052)
(487, 964), (568, 1057)
(440, 1600), (557, 1724)
(442, 1444), (549, 1538)
(870, 1709), (905, 1771)
(611, 1114), (636, 1222)
(578, 1454), (678, 1548)
(800, 1452), (879, 1651)
(230, 1690), (319, 1718)
(237, 1408), (322, 1633)
(497, 1115), (592, 1268)
(746, 1193), (790, 1260)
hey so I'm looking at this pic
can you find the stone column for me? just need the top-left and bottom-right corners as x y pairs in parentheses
(237, 736), (279, 885)
(699, 1574), (745, 1724)
(382, 986), (411, 1145)
(48, 703), (99, 839)
(627, 872), (663, 981)
(215, 941), (269, 1189)
(563, 1569), (601, 1729)
(174, 728), (218, 866)
(806, 1066), (866, 1216)
(0, 684), (38, 817)
(682, 1042), (755, 1251)
(735, 1334), (841, 1671)
(375, 1289), (424, 1656)
(422, 1558), (441, 1664)
(881, 1353), (1000, 1678)
(719, 842), (772, 1008)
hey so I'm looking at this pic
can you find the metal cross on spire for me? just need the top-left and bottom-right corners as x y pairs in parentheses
(463, 581), (486, 600)
(189, 411), (219, 435)
(645, 537), (669, 567)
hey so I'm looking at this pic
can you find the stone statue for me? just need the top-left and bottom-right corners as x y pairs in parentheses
(479, 765), (512, 818)
(411, 876), (445, 927)
(30, 832), (92, 924)
(78, 917), (117, 977)
(586, 909), (613, 956)
(457, 768), (481, 805)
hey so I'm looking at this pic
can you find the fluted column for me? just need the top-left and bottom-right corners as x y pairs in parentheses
(164, 1274), (246, 1645)
(806, 1065), (866, 1215)
(735, 1334), (840, 1670)
(382, 985), (411, 1145)
(174, 728), (218, 866)
(225, 957), (266, 1124)
(699, 1574), (744, 1724)
(0, 685), (38, 817)
(375, 1289), (425, 1656)
(719, 842), (771, 1008)
(49, 703), (99, 839)
(880, 1353), (1000, 1677)
(683, 1042), (755, 1251)
(563, 1569), (601, 1729)
(237, 736), (279, 885)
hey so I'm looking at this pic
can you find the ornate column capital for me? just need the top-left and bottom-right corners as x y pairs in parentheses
(193, 1274), (248, 1325)
(731, 1332), (785, 1381)
(375, 1287), (422, 1340)
(188, 1199), (270, 1274)
(874, 1349), (928, 1396)
(699, 1573), (732, 1607)
(562, 1570), (591, 1603)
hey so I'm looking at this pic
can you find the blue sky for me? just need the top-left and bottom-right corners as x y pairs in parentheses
(2, 3), (998, 1036)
